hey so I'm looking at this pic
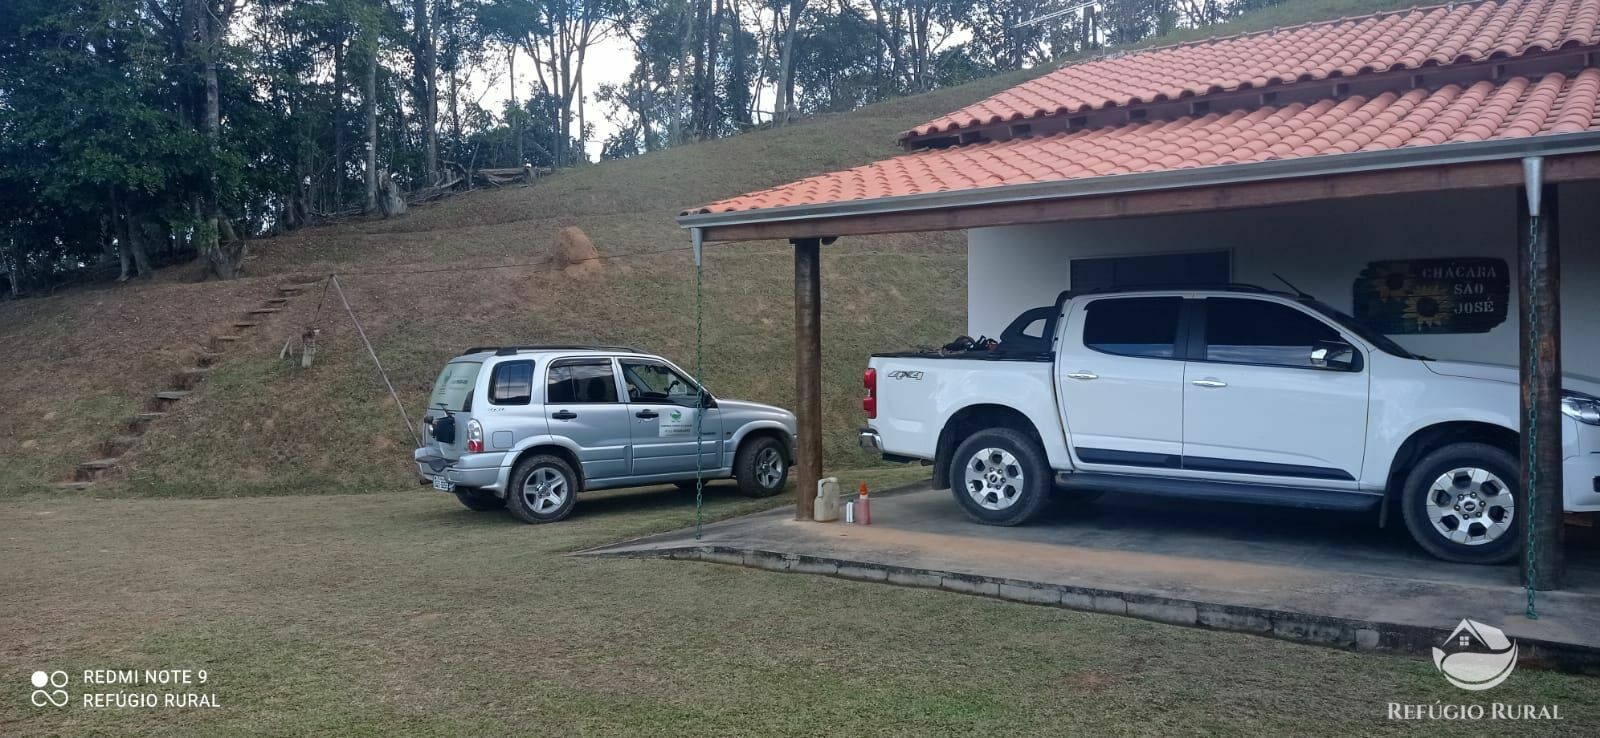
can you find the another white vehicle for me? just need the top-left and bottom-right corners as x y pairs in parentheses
(859, 286), (1600, 564)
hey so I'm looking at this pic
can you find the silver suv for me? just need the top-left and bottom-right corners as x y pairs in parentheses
(415, 345), (797, 522)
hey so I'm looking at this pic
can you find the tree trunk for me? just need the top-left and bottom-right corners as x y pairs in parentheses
(129, 218), (153, 278)
(109, 191), (131, 282)
(333, 40), (345, 209)
(509, 46), (522, 165)
(774, 0), (802, 126)
(364, 40), (379, 214)
(700, 0), (723, 140)
(379, 171), (408, 217)
(412, 0), (439, 184)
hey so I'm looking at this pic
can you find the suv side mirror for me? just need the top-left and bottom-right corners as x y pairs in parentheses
(1310, 340), (1357, 371)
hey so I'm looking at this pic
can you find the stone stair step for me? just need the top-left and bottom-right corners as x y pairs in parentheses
(54, 481), (96, 491)
(129, 412), (167, 427)
(102, 436), (141, 455)
(76, 458), (122, 481)
(263, 297), (289, 305)
(247, 308), (282, 315)
(154, 390), (190, 401)
(232, 321), (261, 328)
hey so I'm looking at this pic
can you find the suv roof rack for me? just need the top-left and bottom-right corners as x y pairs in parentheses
(459, 344), (645, 356)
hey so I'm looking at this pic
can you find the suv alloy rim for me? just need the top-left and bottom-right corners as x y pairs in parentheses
(756, 447), (784, 488)
(1425, 466), (1515, 546)
(964, 447), (1024, 511)
(523, 467), (569, 513)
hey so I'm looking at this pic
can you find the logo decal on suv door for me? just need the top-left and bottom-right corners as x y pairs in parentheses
(887, 370), (924, 380)
(661, 408), (694, 437)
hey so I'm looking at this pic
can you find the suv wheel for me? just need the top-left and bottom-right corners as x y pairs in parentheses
(454, 487), (505, 511)
(505, 454), (579, 523)
(1400, 442), (1521, 564)
(735, 436), (789, 497)
(949, 428), (1051, 526)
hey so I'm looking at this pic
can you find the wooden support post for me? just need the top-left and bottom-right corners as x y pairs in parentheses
(793, 237), (823, 521)
(1517, 179), (1564, 591)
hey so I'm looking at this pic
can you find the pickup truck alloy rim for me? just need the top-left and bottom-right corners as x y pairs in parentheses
(756, 447), (784, 488)
(523, 467), (569, 513)
(1426, 467), (1514, 546)
(964, 448), (1024, 511)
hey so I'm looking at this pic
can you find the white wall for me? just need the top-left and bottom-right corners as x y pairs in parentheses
(967, 182), (1600, 374)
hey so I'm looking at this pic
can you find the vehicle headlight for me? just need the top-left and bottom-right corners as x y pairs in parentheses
(1563, 394), (1600, 425)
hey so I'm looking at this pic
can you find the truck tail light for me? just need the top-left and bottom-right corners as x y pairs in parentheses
(466, 419), (485, 453)
(863, 368), (877, 419)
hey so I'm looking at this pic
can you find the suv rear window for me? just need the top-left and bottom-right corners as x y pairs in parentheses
(1083, 297), (1182, 358)
(430, 361), (482, 411)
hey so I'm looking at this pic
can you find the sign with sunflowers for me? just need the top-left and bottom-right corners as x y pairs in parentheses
(1352, 258), (1509, 334)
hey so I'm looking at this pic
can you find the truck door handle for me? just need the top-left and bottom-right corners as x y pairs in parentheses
(552, 410), (578, 420)
(1191, 378), (1228, 388)
(635, 410), (659, 419)
(1066, 372), (1098, 381)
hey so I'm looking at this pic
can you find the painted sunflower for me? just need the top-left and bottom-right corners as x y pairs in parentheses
(1402, 293), (1454, 331)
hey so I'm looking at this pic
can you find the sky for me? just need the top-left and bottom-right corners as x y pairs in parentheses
(470, 34), (638, 162)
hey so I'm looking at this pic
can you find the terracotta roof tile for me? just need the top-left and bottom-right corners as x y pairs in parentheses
(687, 70), (1600, 215)
(903, 0), (1600, 143)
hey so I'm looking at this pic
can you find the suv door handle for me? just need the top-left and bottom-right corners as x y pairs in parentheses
(1191, 378), (1228, 388)
(552, 410), (578, 420)
(1066, 372), (1098, 381)
(635, 410), (659, 419)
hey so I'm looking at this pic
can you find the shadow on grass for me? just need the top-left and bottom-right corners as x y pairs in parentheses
(406, 479), (770, 527)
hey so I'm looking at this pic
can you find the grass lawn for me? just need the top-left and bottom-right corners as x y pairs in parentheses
(4, 473), (1595, 736)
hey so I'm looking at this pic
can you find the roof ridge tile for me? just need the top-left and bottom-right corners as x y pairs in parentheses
(901, 0), (1600, 144)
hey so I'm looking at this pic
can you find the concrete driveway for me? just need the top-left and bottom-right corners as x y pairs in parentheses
(583, 481), (1600, 670)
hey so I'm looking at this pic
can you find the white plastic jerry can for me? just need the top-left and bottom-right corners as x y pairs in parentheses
(814, 476), (842, 522)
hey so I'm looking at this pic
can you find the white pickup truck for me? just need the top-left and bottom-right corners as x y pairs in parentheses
(858, 285), (1600, 564)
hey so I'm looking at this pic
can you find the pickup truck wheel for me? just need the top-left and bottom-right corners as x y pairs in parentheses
(1400, 442), (1521, 564)
(454, 487), (505, 511)
(735, 436), (789, 497)
(950, 428), (1051, 526)
(505, 455), (578, 523)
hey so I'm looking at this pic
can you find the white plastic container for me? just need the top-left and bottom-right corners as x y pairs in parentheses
(814, 477), (841, 522)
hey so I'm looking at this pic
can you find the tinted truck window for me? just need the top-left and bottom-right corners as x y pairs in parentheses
(1204, 298), (1341, 367)
(1083, 297), (1183, 358)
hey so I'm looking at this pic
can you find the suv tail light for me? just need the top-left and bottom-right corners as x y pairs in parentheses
(466, 419), (485, 453)
(863, 368), (877, 419)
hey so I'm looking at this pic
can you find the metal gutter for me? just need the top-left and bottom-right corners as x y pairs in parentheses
(675, 131), (1600, 231)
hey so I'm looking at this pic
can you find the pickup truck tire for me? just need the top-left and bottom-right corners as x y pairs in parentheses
(735, 436), (789, 497)
(1400, 442), (1521, 564)
(505, 454), (579, 523)
(949, 428), (1051, 526)
(454, 487), (505, 511)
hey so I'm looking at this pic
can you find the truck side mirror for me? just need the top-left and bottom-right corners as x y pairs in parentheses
(1310, 340), (1357, 371)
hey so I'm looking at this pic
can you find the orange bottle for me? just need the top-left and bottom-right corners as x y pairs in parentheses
(857, 482), (871, 525)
